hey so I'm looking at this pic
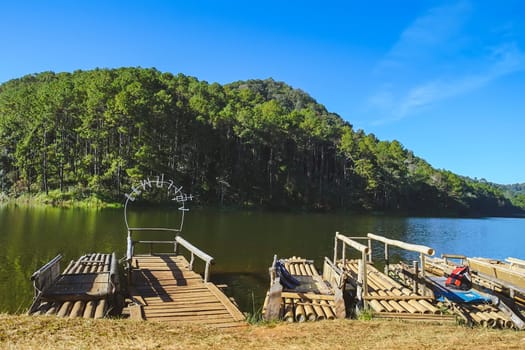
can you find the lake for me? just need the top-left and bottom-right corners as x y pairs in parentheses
(1, 205), (524, 314)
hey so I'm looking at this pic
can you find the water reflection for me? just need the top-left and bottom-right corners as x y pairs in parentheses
(1, 205), (524, 313)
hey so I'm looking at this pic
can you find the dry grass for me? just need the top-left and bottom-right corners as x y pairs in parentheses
(1, 314), (524, 350)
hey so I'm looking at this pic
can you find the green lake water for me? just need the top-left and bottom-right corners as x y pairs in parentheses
(1, 205), (524, 314)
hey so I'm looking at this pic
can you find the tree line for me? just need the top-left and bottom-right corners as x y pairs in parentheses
(0, 67), (523, 215)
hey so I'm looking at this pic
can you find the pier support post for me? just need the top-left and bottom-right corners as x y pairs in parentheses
(413, 260), (419, 294)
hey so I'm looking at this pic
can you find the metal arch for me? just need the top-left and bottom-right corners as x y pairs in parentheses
(123, 177), (193, 233)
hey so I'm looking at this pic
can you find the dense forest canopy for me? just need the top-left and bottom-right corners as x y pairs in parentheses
(0, 67), (523, 215)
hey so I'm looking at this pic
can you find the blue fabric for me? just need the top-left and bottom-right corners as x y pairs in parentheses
(430, 277), (491, 303)
(275, 260), (300, 289)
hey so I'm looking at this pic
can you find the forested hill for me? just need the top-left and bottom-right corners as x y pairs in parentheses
(0, 67), (523, 215)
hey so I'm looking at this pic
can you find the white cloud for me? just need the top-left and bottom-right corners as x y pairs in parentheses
(376, 1), (471, 74)
(367, 2), (525, 125)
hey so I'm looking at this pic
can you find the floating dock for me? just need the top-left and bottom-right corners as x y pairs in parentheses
(28, 179), (246, 329)
(264, 231), (525, 329)
(262, 256), (344, 322)
(126, 253), (246, 329)
(28, 253), (118, 318)
(423, 254), (525, 329)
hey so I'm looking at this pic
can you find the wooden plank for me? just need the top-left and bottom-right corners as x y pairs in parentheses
(147, 314), (237, 322)
(206, 282), (246, 321)
(281, 291), (336, 301)
(363, 295), (433, 301)
(131, 254), (246, 328)
(144, 309), (231, 317)
(144, 302), (225, 310)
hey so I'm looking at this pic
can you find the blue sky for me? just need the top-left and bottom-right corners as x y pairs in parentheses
(1, 1), (524, 184)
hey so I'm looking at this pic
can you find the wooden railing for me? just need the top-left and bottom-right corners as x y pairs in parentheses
(333, 232), (370, 304)
(126, 229), (214, 282)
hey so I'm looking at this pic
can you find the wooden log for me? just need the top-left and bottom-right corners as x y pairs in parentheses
(368, 299), (386, 313)
(57, 301), (72, 317)
(283, 298), (294, 322)
(69, 301), (85, 318)
(367, 233), (434, 256)
(62, 260), (75, 274)
(407, 300), (430, 314)
(94, 299), (106, 319)
(303, 303), (316, 321)
(320, 300), (335, 319)
(336, 233), (370, 254)
(312, 301), (325, 320)
(297, 263), (306, 276)
(45, 302), (58, 316)
(280, 292), (335, 301)
(304, 263), (313, 276)
(294, 304), (306, 322)
(419, 300), (439, 314)
(83, 300), (95, 318)
(310, 264), (319, 276)
(398, 300), (418, 314)
(288, 263), (297, 275)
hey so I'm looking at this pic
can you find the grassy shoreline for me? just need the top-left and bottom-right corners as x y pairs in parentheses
(1, 314), (524, 350)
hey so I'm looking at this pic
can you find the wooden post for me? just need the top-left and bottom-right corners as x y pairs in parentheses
(174, 239), (179, 255)
(384, 243), (389, 275)
(264, 276), (283, 321)
(357, 259), (365, 310)
(413, 260), (419, 294)
(189, 252), (194, 271)
(334, 232), (339, 263)
(126, 230), (133, 285)
(368, 238), (372, 263)
(334, 287), (346, 319)
(204, 261), (210, 283)
(342, 242), (346, 267)
(420, 253), (426, 278)
(361, 250), (368, 299)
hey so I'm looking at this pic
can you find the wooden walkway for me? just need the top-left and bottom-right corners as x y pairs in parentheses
(128, 254), (246, 329)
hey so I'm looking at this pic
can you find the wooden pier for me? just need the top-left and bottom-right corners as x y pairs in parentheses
(127, 254), (246, 329)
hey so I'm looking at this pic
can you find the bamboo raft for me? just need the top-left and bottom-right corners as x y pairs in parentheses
(126, 254), (246, 329)
(28, 253), (118, 318)
(421, 255), (525, 329)
(341, 260), (450, 321)
(262, 257), (344, 322)
(425, 256), (525, 308)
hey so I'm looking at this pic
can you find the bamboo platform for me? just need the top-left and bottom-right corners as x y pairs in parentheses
(422, 256), (525, 329)
(127, 254), (246, 329)
(262, 257), (344, 322)
(341, 260), (454, 322)
(29, 253), (117, 318)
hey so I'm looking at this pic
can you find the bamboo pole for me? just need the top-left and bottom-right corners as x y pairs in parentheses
(83, 300), (95, 318)
(312, 301), (326, 320)
(69, 301), (84, 318)
(94, 299), (106, 319)
(299, 263), (308, 276)
(45, 302), (58, 316)
(294, 303), (306, 322)
(303, 303), (316, 321)
(320, 300), (336, 319)
(57, 301), (72, 317)
(367, 233), (434, 256)
(283, 298), (294, 322)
